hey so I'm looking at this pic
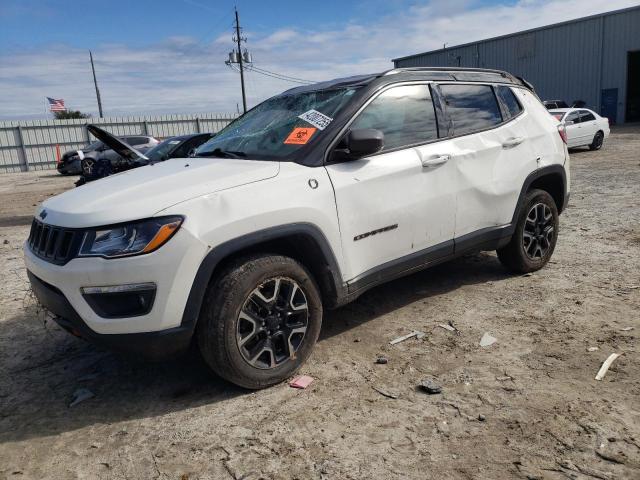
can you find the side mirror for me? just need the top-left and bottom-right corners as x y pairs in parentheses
(346, 129), (384, 158)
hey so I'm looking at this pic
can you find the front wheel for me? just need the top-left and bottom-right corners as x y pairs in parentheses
(197, 254), (323, 389)
(497, 189), (559, 273)
(81, 158), (96, 176)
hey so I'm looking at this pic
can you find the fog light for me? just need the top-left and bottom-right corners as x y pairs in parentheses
(81, 283), (156, 318)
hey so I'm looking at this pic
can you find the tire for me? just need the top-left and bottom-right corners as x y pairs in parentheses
(589, 131), (604, 151)
(497, 189), (559, 273)
(197, 254), (323, 389)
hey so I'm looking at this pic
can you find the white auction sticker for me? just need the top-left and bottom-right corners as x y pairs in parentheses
(298, 109), (333, 130)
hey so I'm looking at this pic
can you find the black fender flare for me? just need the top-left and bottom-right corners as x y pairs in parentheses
(180, 223), (345, 331)
(511, 165), (568, 224)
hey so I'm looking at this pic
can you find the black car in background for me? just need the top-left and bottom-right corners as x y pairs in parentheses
(76, 126), (214, 185)
(57, 135), (159, 175)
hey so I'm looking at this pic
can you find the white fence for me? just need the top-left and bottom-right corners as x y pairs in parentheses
(0, 113), (238, 173)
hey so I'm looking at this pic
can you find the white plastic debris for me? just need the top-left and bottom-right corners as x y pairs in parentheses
(595, 353), (622, 381)
(587, 346), (599, 352)
(389, 330), (425, 345)
(621, 326), (634, 332)
(479, 333), (497, 347)
(69, 388), (95, 407)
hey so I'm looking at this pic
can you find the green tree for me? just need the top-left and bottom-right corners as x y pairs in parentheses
(54, 110), (91, 120)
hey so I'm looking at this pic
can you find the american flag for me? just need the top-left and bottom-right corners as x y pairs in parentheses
(47, 97), (66, 112)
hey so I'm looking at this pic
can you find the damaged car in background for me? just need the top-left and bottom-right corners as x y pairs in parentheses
(76, 125), (214, 184)
(57, 134), (159, 175)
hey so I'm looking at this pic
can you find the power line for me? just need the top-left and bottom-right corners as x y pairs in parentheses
(248, 65), (316, 84)
(242, 64), (314, 85)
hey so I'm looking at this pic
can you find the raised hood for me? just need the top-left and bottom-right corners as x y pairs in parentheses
(87, 124), (148, 161)
(38, 158), (280, 228)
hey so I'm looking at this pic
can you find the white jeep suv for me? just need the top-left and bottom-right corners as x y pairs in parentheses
(25, 68), (570, 389)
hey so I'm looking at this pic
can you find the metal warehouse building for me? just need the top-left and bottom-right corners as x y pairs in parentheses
(392, 6), (640, 124)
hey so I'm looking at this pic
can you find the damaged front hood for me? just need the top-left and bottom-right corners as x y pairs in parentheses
(38, 158), (280, 228)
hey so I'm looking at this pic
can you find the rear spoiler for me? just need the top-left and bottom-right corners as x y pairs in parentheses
(515, 76), (536, 93)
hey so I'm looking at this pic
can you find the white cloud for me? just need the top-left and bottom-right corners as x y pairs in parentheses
(1, 0), (638, 119)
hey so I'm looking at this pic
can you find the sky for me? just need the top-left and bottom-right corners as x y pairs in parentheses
(1, 0), (639, 119)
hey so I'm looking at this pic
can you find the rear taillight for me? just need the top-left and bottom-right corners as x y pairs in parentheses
(558, 124), (568, 144)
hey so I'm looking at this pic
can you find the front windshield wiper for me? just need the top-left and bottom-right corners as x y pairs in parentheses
(196, 148), (247, 159)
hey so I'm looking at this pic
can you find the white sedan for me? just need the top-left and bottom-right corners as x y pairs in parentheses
(549, 108), (610, 150)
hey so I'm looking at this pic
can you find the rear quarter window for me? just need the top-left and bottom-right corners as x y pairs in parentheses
(495, 85), (523, 119)
(440, 84), (503, 135)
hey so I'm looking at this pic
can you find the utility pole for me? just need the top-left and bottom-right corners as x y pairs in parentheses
(89, 50), (103, 118)
(234, 7), (247, 113)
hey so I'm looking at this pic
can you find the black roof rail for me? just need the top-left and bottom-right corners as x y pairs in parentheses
(380, 67), (534, 91)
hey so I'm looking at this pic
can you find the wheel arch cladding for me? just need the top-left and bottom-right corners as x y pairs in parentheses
(517, 166), (567, 217)
(181, 223), (345, 333)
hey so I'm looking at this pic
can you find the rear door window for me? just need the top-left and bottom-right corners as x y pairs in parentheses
(350, 84), (438, 151)
(495, 86), (523, 119)
(440, 84), (503, 135)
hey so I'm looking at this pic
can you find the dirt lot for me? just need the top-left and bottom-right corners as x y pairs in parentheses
(0, 128), (638, 480)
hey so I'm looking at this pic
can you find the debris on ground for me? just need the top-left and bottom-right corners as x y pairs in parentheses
(389, 330), (426, 345)
(620, 326), (634, 331)
(375, 355), (388, 364)
(353, 337), (361, 343)
(372, 386), (398, 399)
(290, 375), (314, 389)
(595, 353), (622, 381)
(437, 323), (456, 332)
(418, 378), (442, 394)
(496, 375), (513, 381)
(479, 332), (497, 347)
(587, 346), (600, 352)
(478, 414), (486, 422)
(69, 388), (95, 407)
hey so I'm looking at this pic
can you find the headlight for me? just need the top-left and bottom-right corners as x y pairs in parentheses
(79, 216), (183, 258)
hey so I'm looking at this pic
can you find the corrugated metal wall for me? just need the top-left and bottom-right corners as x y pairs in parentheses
(0, 113), (238, 174)
(393, 7), (640, 124)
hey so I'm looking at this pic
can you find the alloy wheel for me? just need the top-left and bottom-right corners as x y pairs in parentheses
(236, 277), (309, 369)
(523, 203), (554, 260)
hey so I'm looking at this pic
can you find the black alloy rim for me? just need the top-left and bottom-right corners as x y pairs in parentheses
(523, 203), (554, 260)
(236, 277), (309, 369)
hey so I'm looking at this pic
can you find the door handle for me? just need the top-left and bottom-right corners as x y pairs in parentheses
(502, 137), (524, 149)
(421, 154), (451, 168)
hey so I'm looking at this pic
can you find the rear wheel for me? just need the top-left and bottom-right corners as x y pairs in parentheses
(497, 189), (559, 273)
(197, 254), (322, 389)
(589, 131), (604, 150)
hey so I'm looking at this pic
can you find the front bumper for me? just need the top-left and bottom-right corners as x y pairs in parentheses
(24, 224), (209, 337)
(28, 271), (192, 359)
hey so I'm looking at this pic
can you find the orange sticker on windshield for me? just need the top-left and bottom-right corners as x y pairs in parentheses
(284, 127), (317, 145)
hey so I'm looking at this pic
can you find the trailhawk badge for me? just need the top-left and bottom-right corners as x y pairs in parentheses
(39, 210), (48, 220)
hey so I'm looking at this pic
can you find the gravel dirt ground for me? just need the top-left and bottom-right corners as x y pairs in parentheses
(0, 128), (638, 480)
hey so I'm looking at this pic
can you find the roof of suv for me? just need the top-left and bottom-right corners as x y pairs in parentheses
(283, 67), (533, 96)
